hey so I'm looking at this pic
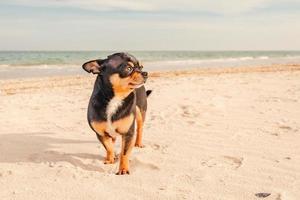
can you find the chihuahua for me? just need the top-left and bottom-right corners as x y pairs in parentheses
(82, 52), (151, 175)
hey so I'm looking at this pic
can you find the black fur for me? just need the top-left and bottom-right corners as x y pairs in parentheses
(146, 90), (152, 97)
(83, 52), (150, 135)
(83, 52), (151, 175)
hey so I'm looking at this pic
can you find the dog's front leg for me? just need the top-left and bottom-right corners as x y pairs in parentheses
(96, 133), (115, 164)
(116, 128), (134, 175)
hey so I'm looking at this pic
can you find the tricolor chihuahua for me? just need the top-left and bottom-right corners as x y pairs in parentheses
(82, 52), (151, 175)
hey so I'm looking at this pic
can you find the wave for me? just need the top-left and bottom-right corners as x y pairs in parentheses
(1, 55), (300, 72)
(144, 56), (265, 66)
(0, 64), (77, 69)
(258, 56), (269, 60)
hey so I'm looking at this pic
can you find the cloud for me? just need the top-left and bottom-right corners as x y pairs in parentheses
(5, 0), (299, 15)
(1, 0), (300, 50)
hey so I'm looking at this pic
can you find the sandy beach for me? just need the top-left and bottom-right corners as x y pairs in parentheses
(1, 65), (300, 200)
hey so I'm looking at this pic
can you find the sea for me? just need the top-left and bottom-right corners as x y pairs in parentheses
(1, 51), (300, 79)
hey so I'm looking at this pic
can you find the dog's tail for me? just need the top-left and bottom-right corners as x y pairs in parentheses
(146, 90), (152, 97)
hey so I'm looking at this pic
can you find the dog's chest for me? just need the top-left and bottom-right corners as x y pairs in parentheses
(105, 97), (123, 137)
(90, 96), (134, 138)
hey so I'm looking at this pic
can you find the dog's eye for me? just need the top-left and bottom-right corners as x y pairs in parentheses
(139, 65), (143, 69)
(126, 66), (133, 72)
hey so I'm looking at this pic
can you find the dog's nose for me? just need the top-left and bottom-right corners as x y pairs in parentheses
(142, 72), (148, 77)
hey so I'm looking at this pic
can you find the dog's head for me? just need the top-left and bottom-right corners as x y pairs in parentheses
(82, 52), (148, 92)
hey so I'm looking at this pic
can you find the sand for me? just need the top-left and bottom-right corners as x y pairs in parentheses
(0, 65), (300, 200)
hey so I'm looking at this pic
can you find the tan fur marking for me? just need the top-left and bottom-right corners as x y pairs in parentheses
(90, 121), (106, 135)
(131, 71), (144, 83)
(128, 62), (134, 67)
(135, 106), (144, 147)
(91, 121), (115, 164)
(114, 114), (134, 134)
(102, 135), (115, 164)
(117, 135), (134, 175)
(109, 74), (132, 97)
(91, 114), (134, 136)
(109, 72), (145, 97)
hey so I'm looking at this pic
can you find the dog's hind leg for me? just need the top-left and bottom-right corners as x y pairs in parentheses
(134, 106), (144, 148)
(96, 133), (115, 164)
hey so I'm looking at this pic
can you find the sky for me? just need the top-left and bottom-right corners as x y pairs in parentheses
(0, 0), (300, 51)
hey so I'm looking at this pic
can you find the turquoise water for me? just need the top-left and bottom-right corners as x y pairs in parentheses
(1, 51), (300, 66)
(1, 51), (300, 79)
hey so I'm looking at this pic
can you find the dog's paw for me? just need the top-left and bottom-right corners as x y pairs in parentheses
(116, 169), (130, 175)
(104, 158), (115, 164)
(134, 143), (145, 148)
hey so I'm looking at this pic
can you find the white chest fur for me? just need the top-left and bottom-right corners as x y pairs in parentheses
(106, 97), (123, 137)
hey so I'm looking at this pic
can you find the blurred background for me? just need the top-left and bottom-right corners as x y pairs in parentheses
(1, 0), (300, 78)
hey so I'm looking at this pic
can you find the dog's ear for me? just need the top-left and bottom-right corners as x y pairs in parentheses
(82, 59), (106, 74)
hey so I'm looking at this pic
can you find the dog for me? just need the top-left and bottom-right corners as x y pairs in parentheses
(82, 52), (151, 175)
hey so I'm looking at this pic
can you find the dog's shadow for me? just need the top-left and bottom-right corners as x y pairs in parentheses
(0, 132), (105, 172)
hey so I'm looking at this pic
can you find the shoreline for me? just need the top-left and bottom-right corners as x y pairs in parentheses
(1, 64), (300, 95)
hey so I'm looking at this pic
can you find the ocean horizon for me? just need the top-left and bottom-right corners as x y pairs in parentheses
(1, 50), (300, 79)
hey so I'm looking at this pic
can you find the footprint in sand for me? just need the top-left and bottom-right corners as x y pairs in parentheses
(278, 125), (292, 130)
(187, 120), (195, 125)
(0, 170), (13, 178)
(131, 158), (160, 171)
(201, 156), (243, 169)
(150, 143), (169, 154)
(180, 105), (199, 118)
(149, 113), (165, 122)
(277, 123), (298, 133)
(278, 125), (298, 132)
